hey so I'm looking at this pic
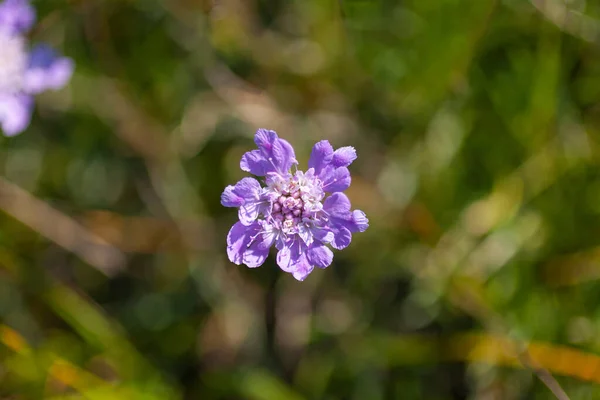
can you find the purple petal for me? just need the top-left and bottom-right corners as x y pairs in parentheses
(292, 256), (314, 281)
(321, 166), (351, 193)
(221, 178), (261, 208)
(271, 137), (296, 175)
(331, 226), (352, 250)
(0, 93), (32, 136)
(243, 244), (270, 268)
(276, 239), (305, 273)
(276, 246), (289, 269)
(254, 128), (278, 150)
(227, 221), (274, 268)
(311, 227), (334, 244)
(255, 129), (296, 175)
(276, 244), (296, 273)
(328, 209), (369, 235)
(238, 202), (260, 225)
(306, 244), (333, 269)
(257, 220), (278, 250)
(240, 149), (270, 176)
(221, 185), (244, 207)
(321, 194), (356, 248)
(0, 0), (35, 34)
(233, 177), (261, 199)
(351, 210), (369, 233)
(234, 178), (266, 225)
(297, 223), (313, 246)
(23, 45), (74, 94)
(243, 220), (276, 267)
(242, 129), (297, 176)
(308, 140), (333, 174)
(332, 146), (357, 167)
(226, 222), (259, 265)
(276, 240), (314, 280)
(323, 192), (351, 215)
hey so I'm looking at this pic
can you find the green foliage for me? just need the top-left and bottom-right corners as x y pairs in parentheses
(2, 0), (600, 398)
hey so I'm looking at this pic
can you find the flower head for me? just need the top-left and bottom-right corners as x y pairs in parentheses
(0, 0), (73, 136)
(221, 129), (368, 281)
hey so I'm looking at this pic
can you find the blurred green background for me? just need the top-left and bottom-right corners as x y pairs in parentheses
(3, 0), (600, 398)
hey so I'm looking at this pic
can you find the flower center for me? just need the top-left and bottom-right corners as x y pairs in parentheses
(0, 30), (27, 94)
(271, 189), (305, 230)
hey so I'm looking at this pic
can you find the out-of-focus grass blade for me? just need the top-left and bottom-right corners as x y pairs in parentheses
(0, 178), (125, 276)
(346, 331), (600, 384)
(44, 284), (181, 399)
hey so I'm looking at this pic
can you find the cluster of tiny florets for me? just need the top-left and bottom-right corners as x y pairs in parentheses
(264, 173), (324, 236)
(272, 190), (304, 225)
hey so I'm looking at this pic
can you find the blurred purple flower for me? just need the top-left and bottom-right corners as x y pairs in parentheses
(0, 0), (73, 136)
(221, 129), (369, 281)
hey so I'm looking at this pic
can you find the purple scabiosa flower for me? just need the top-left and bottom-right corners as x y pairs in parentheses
(0, 0), (73, 136)
(221, 129), (369, 281)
